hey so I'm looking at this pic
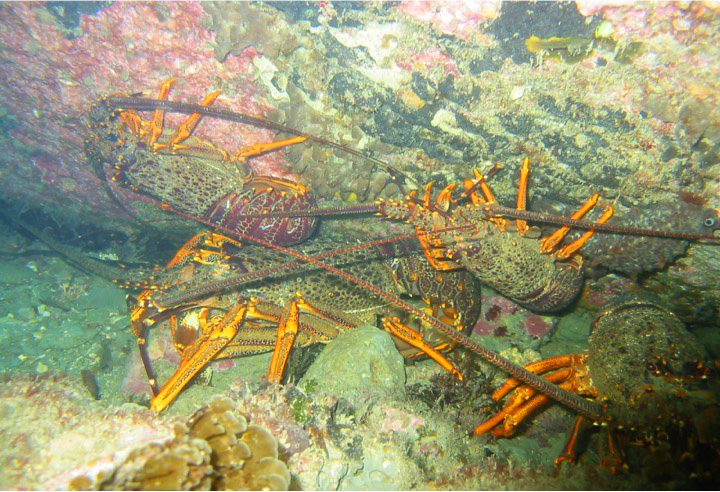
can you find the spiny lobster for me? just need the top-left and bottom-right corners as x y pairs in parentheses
(94, 87), (719, 433)
(474, 295), (719, 478)
(124, 231), (481, 412)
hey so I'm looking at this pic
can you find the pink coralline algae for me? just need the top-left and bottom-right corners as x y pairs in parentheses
(0, 2), (293, 216)
(396, 46), (461, 77)
(473, 293), (558, 340)
(399, 0), (501, 40)
(523, 314), (556, 338)
(378, 405), (425, 435)
(575, 0), (720, 38)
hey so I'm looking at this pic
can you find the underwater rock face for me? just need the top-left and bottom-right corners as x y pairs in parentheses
(1, 1), (718, 275)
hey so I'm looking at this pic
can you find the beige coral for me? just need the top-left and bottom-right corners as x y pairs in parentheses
(70, 397), (290, 491)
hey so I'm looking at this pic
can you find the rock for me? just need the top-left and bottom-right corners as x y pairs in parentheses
(299, 326), (405, 406)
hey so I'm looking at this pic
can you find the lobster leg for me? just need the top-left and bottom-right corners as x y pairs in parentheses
(381, 317), (462, 379)
(261, 294), (464, 384)
(474, 370), (577, 437)
(232, 136), (308, 162)
(151, 304), (249, 412)
(166, 231), (243, 268)
(539, 193), (614, 257)
(129, 290), (163, 396)
(267, 299), (302, 384)
(168, 90), (222, 152)
(555, 415), (594, 465)
(474, 354), (596, 437)
(555, 206), (614, 259)
(492, 354), (587, 399)
(128, 232), (245, 397)
(515, 157), (530, 236)
(147, 78), (176, 148)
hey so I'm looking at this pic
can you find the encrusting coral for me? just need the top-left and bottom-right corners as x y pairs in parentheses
(69, 397), (290, 491)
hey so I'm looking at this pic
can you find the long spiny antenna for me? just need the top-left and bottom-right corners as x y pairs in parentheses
(214, 202), (720, 242)
(153, 225), (473, 308)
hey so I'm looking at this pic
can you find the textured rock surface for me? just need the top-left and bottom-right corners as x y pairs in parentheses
(299, 325), (406, 406)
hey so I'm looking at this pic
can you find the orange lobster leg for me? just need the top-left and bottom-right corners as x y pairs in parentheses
(465, 168), (509, 231)
(492, 354), (586, 399)
(555, 415), (592, 465)
(474, 369), (575, 437)
(411, 183), (463, 271)
(515, 157), (530, 236)
(119, 109), (142, 135)
(382, 317), (463, 380)
(168, 90), (222, 151)
(555, 205), (614, 259)
(540, 193), (600, 252)
(602, 431), (628, 474)
(129, 289), (162, 395)
(233, 136), (308, 162)
(166, 232), (243, 268)
(150, 304), (248, 412)
(147, 78), (176, 148)
(267, 299), (301, 384)
(539, 192), (614, 258)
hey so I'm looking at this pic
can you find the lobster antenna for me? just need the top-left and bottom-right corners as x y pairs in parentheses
(219, 201), (720, 242)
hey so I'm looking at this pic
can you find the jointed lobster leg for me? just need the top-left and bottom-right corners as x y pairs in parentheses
(151, 304), (249, 412)
(149, 288), (464, 411)
(165, 231), (244, 268)
(267, 297), (302, 384)
(515, 156), (530, 235)
(135, 229), (471, 411)
(473, 354), (596, 437)
(119, 78), (308, 163)
(147, 77), (177, 149)
(126, 231), (246, 396)
(381, 317), (463, 379)
(539, 193), (615, 258)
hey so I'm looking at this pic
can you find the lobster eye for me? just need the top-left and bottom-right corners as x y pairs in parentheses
(702, 209), (720, 231)
(646, 362), (658, 374)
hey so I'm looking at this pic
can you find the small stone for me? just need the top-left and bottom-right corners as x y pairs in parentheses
(36, 361), (49, 373)
(510, 86), (526, 100)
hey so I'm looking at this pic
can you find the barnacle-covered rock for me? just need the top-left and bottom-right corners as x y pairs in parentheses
(71, 397), (290, 491)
